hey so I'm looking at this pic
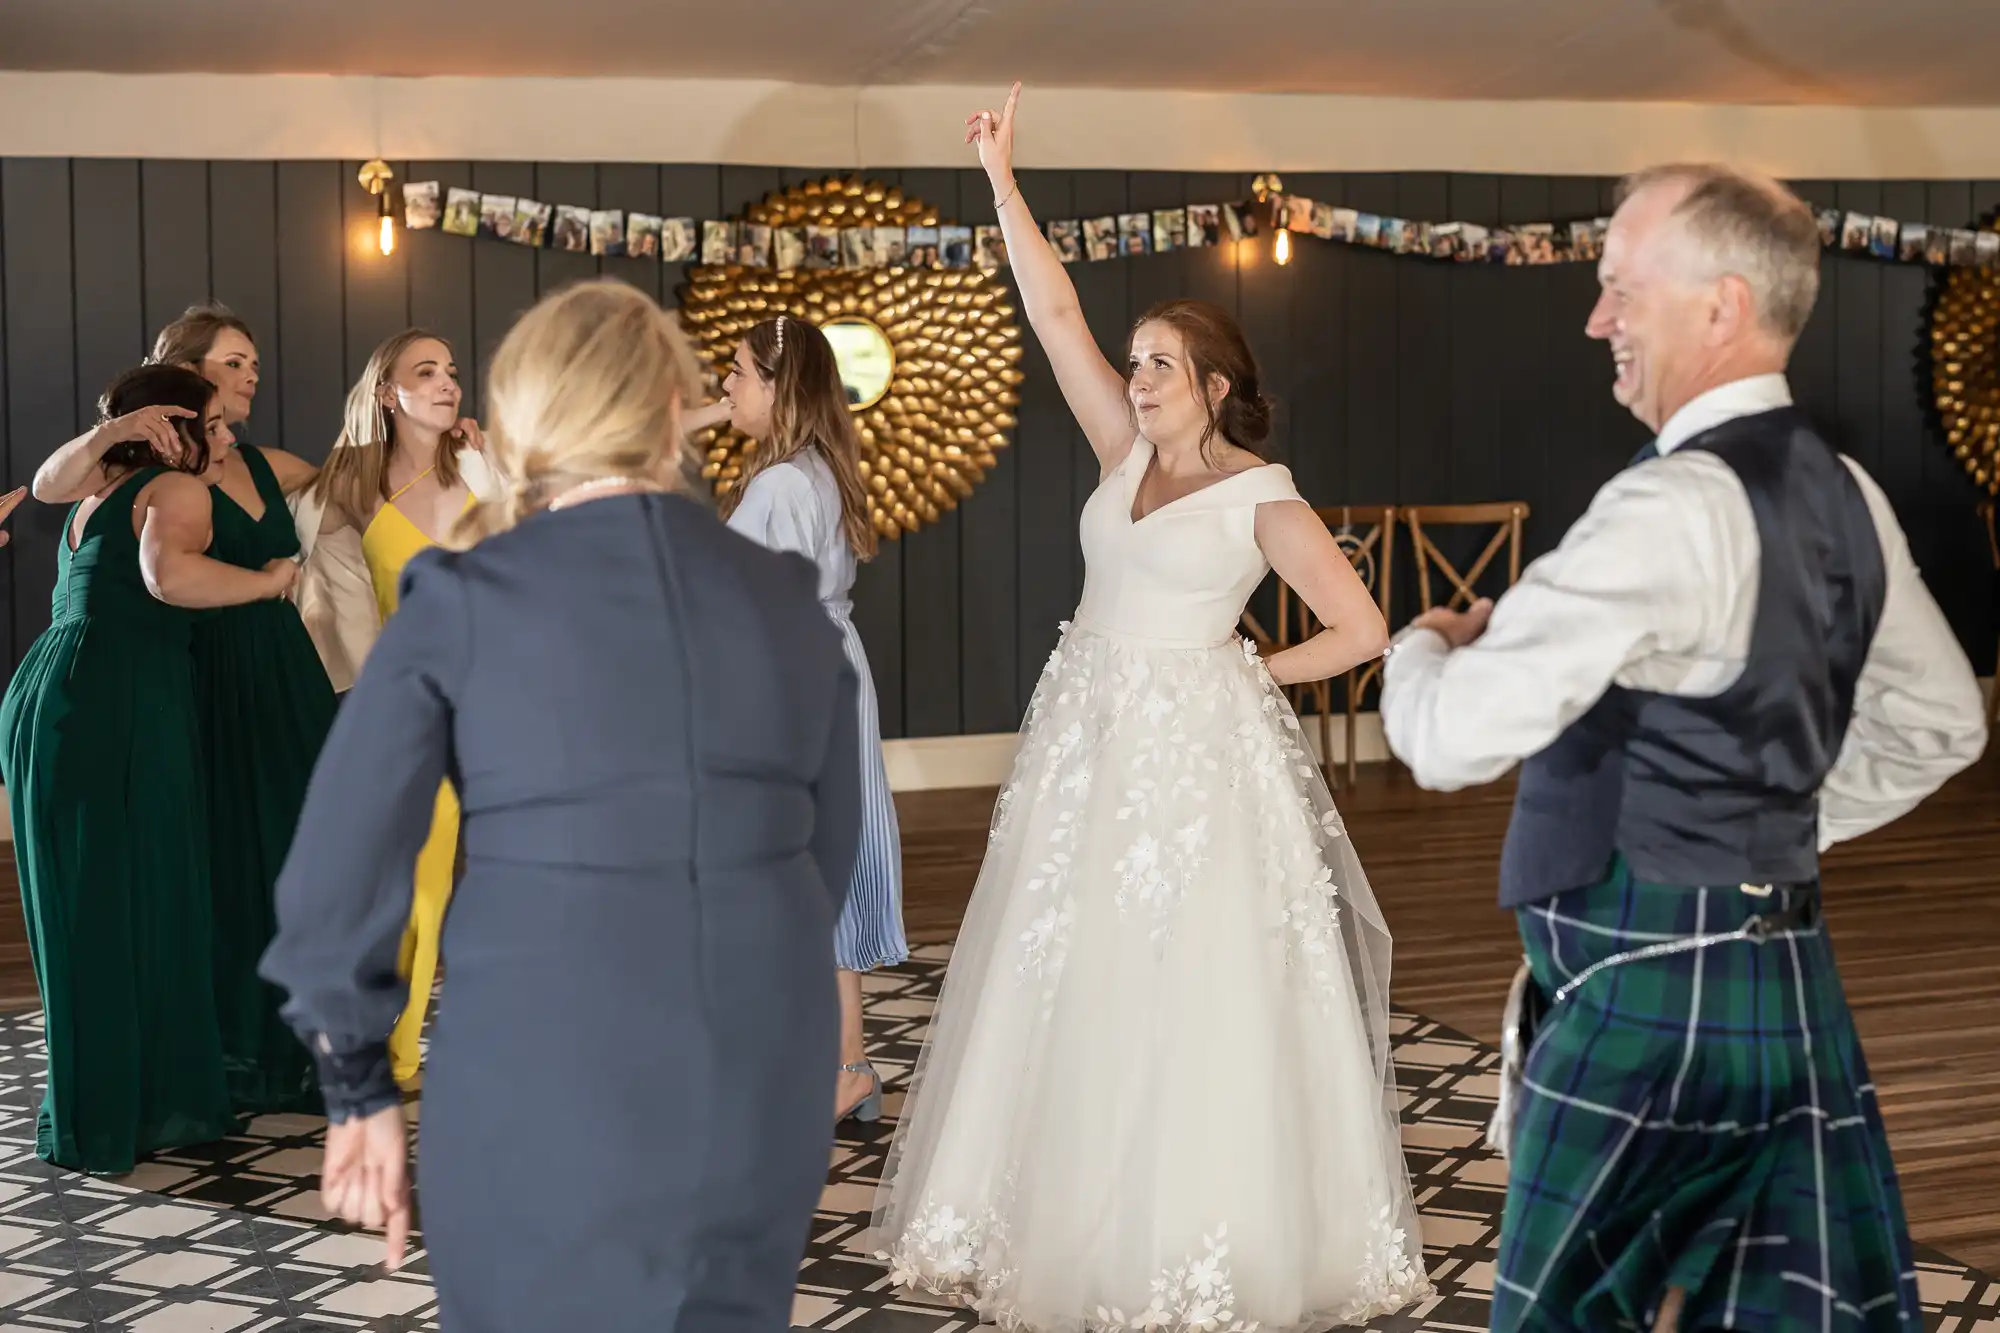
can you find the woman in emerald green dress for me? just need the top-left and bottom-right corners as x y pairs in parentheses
(35, 306), (333, 1116)
(4, 364), (300, 1173)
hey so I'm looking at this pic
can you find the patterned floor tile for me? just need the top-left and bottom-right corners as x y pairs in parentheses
(0, 951), (1993, 1330)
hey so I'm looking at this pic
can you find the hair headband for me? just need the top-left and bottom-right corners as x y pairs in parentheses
(773, 314), (786, 357)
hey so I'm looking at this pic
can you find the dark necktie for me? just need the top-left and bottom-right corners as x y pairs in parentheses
(1630, 439), (1660, 467)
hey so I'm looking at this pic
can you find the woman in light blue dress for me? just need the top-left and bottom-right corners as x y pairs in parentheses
(696, 313), (906, 1124)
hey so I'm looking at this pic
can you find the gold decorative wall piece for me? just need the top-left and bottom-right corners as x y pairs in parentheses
(1929, 220), (2000, 497)
(677, 176), (1025, 538)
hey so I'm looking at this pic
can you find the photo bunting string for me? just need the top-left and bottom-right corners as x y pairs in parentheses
(398, 178), (2000, 273)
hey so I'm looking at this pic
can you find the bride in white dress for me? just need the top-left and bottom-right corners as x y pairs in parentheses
(867, 85), (1432, 1332)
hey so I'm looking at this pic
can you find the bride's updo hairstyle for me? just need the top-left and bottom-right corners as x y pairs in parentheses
(1128, 299), (1274, 465)
(454, 279), (704, 545)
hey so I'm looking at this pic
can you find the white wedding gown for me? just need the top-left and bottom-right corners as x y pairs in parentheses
(868, 439), (1431, 1332)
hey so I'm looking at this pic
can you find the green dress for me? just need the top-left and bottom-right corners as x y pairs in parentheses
(195, 445), (335, 1116)
(0, 467), (236, 1174)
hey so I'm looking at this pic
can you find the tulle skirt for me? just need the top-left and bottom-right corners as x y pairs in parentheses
(868, 623), (1431, 1332)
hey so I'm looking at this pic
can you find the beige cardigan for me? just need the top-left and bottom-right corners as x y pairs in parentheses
(288, 449), (500, 693)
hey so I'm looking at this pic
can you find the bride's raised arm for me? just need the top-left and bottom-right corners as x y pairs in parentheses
(969, 84), (1135, 474)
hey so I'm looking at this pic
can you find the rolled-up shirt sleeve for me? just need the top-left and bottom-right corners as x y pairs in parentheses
(1381, 464), (1712, 791)
(1818, 465), (1989, 847)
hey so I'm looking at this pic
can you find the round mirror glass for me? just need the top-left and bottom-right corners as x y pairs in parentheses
(821, 317), (896, 411)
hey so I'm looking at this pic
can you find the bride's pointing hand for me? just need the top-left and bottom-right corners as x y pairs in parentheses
(965, 82), (1022, 185)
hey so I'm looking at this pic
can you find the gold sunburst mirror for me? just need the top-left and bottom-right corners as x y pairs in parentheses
(1929, 218), (2000, 497)
(679, 176), (1025, 538)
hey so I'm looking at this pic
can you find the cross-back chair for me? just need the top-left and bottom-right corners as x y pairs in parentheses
(1403, 501), (1531, 613)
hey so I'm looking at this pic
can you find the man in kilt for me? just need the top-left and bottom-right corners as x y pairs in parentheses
(1379, 164), (1989, 1332)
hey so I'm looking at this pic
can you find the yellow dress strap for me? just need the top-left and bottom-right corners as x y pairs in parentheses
(385, 464), (436, 505)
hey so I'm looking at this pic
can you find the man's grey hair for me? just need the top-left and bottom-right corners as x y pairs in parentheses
(1616, 164), (1821, 340)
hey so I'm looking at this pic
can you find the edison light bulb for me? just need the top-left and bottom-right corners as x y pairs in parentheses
(1273, 228), (1292, 266)
(379, 213), (396, 257)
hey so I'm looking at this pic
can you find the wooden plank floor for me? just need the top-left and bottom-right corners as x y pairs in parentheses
(896, 752), (2000, 1276)
(2, 754), (1995, 1272)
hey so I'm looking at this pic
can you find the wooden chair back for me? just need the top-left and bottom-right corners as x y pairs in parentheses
(1274, 506), (1396, 785)
(1404, 502), (1531, 613)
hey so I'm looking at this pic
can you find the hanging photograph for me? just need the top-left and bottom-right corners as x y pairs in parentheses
(1868, 216), (1899, 259)
(773, 227), (807, 272)
(1915, 220), (1944, 265)
(442, 187), (481, 237)
(975, 225), (1008, 270)
(701, 219), (734, 265)
(661, 217), (697, 262)
(1567, 220), (1600, 262)
(554, 205), (591, 253)
(403, 181), (442, 230)
(511, 199), (552, 248)
(625, 212), (662, 259)
(805, 225), (840, 268)
(1153, 208), (1187, 253)
(1186, 205), (1221, 247)
(940, 225), (974, 269)
(738, 223), (772, 268)
(874, 225), (908, 267)
(1047, 218), (1084, 262)
(590, 209), (626, 257)
(840, 227), (873, 269)
(478, 194), (517, 242)
(1083, 216), (1118, 261)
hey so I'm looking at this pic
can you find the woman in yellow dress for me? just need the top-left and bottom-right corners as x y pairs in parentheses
(291, 329), (495, 1087)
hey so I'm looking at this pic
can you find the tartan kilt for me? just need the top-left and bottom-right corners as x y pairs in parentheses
(1491, 856), (1920, 1332)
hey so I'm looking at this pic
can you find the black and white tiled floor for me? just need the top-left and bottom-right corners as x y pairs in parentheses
(2, 945), (1996, 1331)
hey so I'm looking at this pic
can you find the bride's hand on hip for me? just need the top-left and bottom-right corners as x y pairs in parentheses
(965, 82), (1022, 187)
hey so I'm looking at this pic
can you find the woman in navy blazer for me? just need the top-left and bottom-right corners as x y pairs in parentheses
(261, 280), (859, 1332)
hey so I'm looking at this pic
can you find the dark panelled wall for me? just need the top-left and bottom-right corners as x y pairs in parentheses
(1, 161), (1994, 738)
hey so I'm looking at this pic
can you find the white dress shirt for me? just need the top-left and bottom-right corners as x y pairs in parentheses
(1380, 374), (1989, 851)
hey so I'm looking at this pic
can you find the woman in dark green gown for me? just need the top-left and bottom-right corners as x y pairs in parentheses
(2, 365), (299, 1174)
(194, 440), (335, 1114)
(33, 305), (333, 1118)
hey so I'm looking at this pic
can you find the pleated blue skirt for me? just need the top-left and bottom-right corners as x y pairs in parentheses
(828, 605), (907, 973)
